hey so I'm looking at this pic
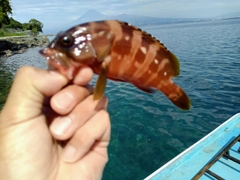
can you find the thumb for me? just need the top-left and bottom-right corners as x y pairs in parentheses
(0, 66), (68, 128)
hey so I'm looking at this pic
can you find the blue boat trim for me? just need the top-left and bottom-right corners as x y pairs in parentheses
(145, 113), (240, 180)
(193, 134), (240, 179)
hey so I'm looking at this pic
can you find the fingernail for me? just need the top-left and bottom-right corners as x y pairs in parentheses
(51, 117), (72, 135)
(54, 92), (74, 110)
(63, 145), (76, 162)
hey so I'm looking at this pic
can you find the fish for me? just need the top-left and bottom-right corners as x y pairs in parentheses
(40, 20), (191, 110)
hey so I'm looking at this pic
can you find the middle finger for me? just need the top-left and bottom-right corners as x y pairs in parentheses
(50, 95), (108, 140)
(51, 84), (93, 115)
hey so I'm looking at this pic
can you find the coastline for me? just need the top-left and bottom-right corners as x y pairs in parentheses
(0, 35), (52, 57)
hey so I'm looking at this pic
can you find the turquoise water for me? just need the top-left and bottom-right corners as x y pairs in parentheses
(0, 18), (240, 179)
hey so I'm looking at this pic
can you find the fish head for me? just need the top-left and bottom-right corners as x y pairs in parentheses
(40, 26), (97, 79)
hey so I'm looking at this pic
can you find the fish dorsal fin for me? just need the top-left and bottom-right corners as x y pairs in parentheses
(140, 30), (180, 77)
(120, 21), (180, 77)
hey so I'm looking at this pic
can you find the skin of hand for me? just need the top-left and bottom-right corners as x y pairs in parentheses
(0, 66), (110, 180)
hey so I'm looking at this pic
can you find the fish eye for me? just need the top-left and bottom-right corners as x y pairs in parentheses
(61, 35), (74, 47)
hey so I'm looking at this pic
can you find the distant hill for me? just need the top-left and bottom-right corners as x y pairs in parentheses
(52, 9), (204, 33)
(216, 11), (240, 19)
(69, 9), (109, 25)
(44, 9), (240, 33)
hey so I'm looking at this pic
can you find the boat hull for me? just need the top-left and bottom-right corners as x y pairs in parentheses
(145, 113), (240, 180)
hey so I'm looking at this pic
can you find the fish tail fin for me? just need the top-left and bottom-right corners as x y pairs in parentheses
(158, 82), (191, 110)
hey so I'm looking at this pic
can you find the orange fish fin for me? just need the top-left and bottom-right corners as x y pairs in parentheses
(91, 31), (114, 61)
(134, 84), (155, 93)
(169, 52), (180, 77)
(158, 81), (191, 110)
(93, 60), (109, 100)
(140, 28), (180, 77)
(108, 77), (125, 82)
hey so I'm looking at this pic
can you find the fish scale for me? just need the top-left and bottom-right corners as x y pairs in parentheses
(39, 20), (191, 110)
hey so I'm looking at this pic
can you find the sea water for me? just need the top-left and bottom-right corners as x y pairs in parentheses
(0, 18), (239, 180)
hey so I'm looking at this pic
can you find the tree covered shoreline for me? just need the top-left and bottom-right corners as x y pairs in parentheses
(0, 0), (44, 37)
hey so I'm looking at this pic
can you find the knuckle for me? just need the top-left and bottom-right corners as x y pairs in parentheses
(17, 66), (33, 76)
(99, 110), (110, 120)
(98, 110), (110, 127)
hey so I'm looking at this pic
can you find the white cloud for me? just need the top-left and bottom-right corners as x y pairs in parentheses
(10, 0), (240, 30)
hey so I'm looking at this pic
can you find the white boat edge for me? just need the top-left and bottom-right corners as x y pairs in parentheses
(144, 113), (240, 180)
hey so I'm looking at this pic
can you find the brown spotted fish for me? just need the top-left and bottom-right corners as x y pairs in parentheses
(40, 20), (191, 110)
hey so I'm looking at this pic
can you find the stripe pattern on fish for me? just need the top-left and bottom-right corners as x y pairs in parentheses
(40, 20), (191, 110)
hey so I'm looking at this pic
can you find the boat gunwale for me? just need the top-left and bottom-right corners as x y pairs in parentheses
(145, 113), (240, 180)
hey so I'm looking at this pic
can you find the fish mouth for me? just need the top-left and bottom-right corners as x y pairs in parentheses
(39, 48), (75, 79)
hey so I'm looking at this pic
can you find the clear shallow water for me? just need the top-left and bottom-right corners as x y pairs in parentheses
(0, 19), (240, 179)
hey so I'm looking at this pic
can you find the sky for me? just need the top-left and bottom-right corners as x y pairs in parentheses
(10, 0), (240, 31)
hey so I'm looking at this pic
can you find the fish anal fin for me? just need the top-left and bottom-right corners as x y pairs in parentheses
(134, 84), (155, 93)
(108, 77), (125, 82)
(93, 60), (109, 100)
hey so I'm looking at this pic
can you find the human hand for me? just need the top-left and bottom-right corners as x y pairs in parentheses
(0, 66), (110, 180)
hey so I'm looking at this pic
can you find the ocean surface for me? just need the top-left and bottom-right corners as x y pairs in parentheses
(0, 18), (240, 179)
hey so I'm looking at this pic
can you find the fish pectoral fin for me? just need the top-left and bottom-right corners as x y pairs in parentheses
(93, 60), (108, 100)
(91, 31), (114, 61)
(134, 84), (155, 93)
